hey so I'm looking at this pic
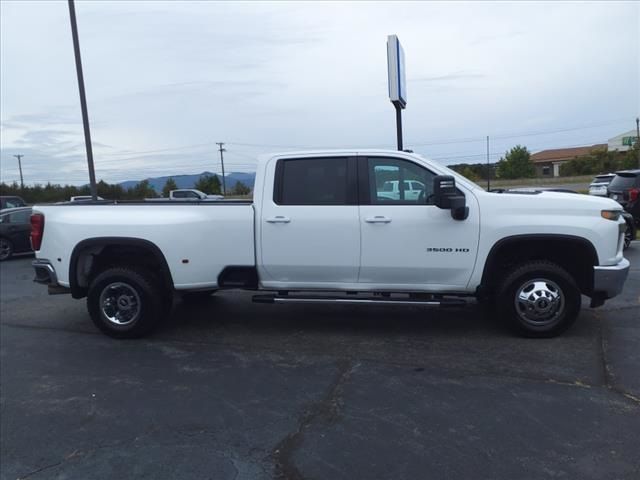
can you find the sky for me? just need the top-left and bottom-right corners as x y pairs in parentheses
(0, 0), (638, 185)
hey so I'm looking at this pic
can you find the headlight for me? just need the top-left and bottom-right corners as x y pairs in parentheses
(601, 210), (622, 221)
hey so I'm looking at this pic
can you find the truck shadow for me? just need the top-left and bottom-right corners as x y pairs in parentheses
(160, 291), (590, 341)
(155, 292), (600, 382)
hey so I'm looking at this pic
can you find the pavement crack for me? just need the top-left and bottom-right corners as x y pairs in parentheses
(598, 319), (640, 406)
(271, 358), (356, 480)
(17, 461), (63, 480)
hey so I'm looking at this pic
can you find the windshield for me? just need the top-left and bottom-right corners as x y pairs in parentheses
(593, 175), (613, 183)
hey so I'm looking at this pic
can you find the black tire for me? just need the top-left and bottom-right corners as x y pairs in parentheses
(496, 260), (581, 338)
(0, 237), (13, 261)
(87, 266), (168, 338)
(623, 218), (635, 249)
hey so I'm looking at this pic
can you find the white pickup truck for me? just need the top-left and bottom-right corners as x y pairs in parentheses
(31, 150), (630, 339)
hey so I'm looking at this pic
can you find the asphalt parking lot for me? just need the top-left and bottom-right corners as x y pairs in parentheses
(1, 247), (639, 480)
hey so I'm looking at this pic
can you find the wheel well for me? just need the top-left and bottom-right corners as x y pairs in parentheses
(480, 235), (598, 297)
(69, 238), (173, 298)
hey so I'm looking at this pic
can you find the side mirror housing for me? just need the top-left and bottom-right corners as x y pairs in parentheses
(433, 175), (469, 221)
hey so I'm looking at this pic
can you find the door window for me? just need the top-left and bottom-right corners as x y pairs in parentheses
(367, 157), (436, 205)
(9, 211), (31, 224)
(275, 157), (352, 205)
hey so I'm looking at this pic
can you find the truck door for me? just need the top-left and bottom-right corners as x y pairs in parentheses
(259, 156), (361, 287)
(358, 156), (480, 290)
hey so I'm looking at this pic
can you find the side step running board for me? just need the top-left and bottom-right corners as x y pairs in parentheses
(252, 294), (467, 307)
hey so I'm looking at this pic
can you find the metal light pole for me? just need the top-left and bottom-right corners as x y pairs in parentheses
(68, 0), (97, 200)
(13, 154), (24, 191)
(486, 136), (490, 191)
(636, 117), (640, 168)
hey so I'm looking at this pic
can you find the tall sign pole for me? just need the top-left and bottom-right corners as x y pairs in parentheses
(387, 35), (407, 151)
(68, 0), (97, 200)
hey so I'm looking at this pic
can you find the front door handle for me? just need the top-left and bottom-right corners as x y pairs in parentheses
(365, 216), (392, 224)
(266, 216), (291, 224)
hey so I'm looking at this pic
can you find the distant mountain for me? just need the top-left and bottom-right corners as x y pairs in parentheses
(118, 171), (256, 192)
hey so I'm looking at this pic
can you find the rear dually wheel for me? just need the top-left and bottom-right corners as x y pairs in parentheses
(87, 266), (168, 338)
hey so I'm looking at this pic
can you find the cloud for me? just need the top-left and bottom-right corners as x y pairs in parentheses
(410, 71), (486, 83)
(1, 1), (638, 185)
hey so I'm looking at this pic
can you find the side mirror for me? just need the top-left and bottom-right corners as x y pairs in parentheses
(433, 175), (469, 221)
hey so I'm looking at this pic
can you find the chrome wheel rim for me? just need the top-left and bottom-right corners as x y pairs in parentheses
(100, 282), (141, 326)
(514, 278), (564, 327)
(0, 239), (11, 260)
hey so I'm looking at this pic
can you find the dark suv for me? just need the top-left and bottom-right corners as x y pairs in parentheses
(608, 170), (640, 217)
(608, 169), (640, 247)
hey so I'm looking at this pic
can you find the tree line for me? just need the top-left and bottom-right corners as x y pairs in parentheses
(1, 174), (251, 204)
(450, 144), (638, 181)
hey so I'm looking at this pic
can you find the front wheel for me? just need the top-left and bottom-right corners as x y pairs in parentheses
(623, 218), (635, 249)
(496, 261), (581, 337)
(87, 266), (168, 338)
(0, 238), (13, 261)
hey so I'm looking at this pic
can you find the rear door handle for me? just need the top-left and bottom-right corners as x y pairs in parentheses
(266, 216), (291, 224)
(365, 216), (392, 224)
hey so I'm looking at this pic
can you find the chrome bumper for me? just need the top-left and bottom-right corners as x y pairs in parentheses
(593, 257), (630, 299)
(32, 259), (58, 285)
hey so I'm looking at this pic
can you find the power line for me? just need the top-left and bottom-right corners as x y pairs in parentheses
(409, 118), (630, 147)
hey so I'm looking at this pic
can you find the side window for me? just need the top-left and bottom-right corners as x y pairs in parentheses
(185, 191), (199, 199)
(9, 211), (30, 224)
(367, 157), (436, 205)
(275, 157), (350, 205)
(172, 191), (185, 198)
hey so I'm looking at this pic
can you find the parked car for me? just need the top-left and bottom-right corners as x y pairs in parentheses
(377, 180), (426, 201)
(607, 169), (640, 226)
(31, 150), (629, 339)
(0, 207), (32, 261)
(589, 173), (616, 197)
(70, 195), (105, 202)
(0, 196), (27, 210)
(146, 189), (225, 201)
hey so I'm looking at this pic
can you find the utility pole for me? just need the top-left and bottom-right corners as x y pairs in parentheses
(486, 136), (490, 191)
(13, 155), (24, 191)
(216, 142), (226, 196)
(68, 0), (97, 200)
(636, 117), (640, 168)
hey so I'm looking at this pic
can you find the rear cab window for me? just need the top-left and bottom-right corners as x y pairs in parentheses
(273, 157), (356, 205)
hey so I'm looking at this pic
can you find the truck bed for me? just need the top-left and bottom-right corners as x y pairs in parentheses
(34, 203), (256, 289)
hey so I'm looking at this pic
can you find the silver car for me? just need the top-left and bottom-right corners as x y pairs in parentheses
(588, 173), (615, 197)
